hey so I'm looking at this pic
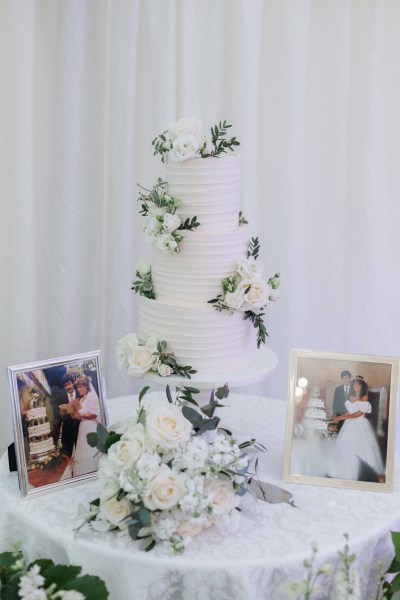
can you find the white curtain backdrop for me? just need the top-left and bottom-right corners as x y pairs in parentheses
(1, 0), (399, 455)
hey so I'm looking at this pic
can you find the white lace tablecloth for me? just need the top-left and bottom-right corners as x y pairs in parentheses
(1, 393), (399, 599)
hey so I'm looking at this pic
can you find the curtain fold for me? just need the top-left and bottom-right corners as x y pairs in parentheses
(1, 0), (399, 454)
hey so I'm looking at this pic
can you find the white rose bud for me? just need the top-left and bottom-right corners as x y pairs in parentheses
(143, 465), (186, 511)
(168, 117), (203, 141)
(201, 136), (214, 156)
(146, 403), (192, 450)
(158, 363), (174, 377)
(269, 288), (280, 301)
(156, 233), (179, 253)
(136, 258), (151, 277)
(163, 213), (182, 232)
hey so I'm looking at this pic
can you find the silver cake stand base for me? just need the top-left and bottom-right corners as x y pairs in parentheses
(141, 347), (278, 403)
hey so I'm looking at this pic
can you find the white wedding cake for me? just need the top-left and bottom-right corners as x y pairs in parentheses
(118, 118), (280, 380)
(304, 395), (328, 432)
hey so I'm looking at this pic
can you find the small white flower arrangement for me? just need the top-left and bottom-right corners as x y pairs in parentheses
(116, 333), (196, 379)
(131, 258), (155, 299)
(208, 237), (281, 347)
(76, 385), (254, 554)
(138, 178), (200, 253)
(0, 545), (108, 599)
(152, 118), (240, 163)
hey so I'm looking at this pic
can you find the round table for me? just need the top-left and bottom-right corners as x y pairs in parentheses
(1, 393), (399, 599)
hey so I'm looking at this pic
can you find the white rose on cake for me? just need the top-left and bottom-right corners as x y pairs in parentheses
(170, 135), (201, 162)
(163, 213), (182, 232)
(238, 279), (269, 312)
(116, 333), (140, 371)
(146, 403), (192, 450)
(127, 346), (156, 376)
(143, 465), (186, 511)
(156, 233), (179, 253)
(168, 117), (203, 141)
(237, 256), (264, 280)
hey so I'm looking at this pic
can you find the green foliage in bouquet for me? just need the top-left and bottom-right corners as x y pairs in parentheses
(0, 546), (108, 600)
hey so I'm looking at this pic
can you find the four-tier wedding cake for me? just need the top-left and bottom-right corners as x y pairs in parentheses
(117, 118), (280, 381)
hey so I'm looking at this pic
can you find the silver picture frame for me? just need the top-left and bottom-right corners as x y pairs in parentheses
(283, 349), (399, 492)
(7, 351), (108, 498)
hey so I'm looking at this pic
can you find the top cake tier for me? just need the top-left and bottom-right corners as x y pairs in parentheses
(165, 155), (241, 232)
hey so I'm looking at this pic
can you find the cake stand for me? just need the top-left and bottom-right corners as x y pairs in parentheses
(141, 346), (278, 404)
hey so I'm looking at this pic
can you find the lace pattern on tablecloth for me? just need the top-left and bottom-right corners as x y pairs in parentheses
(1, 393), (399, 599)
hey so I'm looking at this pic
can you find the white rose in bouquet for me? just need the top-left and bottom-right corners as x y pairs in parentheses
(238, 279), (269, 311)
(146, 403), (192, 450)
(107, 433), (144, 472)
(163, 213), (182, 232)
(127, 347), (156, 376)
(116, 333), (140, 371)
(206, 479), (238, 516)
(170, 135), (201, 162)
(156, 233), (179, 253)
(136, 258), (151, 277)
(158, 363), (174, 377)
(225, 288), (245, 310)
(168, 117), (203, 141)
(99, 493), (134, 530)
(237, 256), (264, 280)
(143, 465), (186, 511)
(176, 519), (203, 539)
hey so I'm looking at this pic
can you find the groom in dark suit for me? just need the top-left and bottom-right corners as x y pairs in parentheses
(332, 370), (352, 430)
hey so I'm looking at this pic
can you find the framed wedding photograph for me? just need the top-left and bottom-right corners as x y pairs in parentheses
(7, 351), (108, 498)
(283, 349), (399, 492)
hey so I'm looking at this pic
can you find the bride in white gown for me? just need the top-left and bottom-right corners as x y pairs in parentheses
(331, 376), (384, 481)
(72, 376), (101, 477)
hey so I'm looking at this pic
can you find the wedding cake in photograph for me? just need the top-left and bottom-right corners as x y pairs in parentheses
(117, 118), (280, 382)
(304, 387), (328, 432)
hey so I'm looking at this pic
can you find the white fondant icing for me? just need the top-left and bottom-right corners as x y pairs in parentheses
(28, 423), (51, 437)
(27, 407), (47, 420)
(139, 296), (257, 373)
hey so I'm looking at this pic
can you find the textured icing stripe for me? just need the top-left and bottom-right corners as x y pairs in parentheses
(165, 156), (241, 233)
(138, 296), (256, 372)
(152, 226), (249, 305)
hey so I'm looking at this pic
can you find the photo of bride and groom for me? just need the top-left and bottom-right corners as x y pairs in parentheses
(13, 354), (106, 492)
(285, 351), (398, 491)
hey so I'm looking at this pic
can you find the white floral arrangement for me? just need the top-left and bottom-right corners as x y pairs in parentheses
(138, 179), (200, 253)
(208, 237), (281, 347)
(77, 385), (254, 554)
(116, 333), (196, 379)
(152, 118), (240, 162)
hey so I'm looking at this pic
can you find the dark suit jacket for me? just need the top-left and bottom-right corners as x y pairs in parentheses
(332, 385), (348, 416)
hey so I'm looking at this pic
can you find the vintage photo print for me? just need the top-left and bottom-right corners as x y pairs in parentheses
(283, 349), (399, 491)
(7, 351), (107, 497)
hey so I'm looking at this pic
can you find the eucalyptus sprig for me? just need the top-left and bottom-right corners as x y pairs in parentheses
(239, 211), (248, 226)
(131, 270), (155, 300)
(206, 120), (240, 158)
(178, 216), (200, 231)
(244, 310), (268, 348)
(247, 236), (260, 260)
(153, 340), (197, 379)
(151, 131), (172, 162)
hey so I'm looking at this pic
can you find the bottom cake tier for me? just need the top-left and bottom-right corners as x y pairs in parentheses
(139, 296), (257, 374)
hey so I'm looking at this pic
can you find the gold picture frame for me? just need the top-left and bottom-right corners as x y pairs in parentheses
(283, 349), (399, 492)
(7, 351), (108, 498)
